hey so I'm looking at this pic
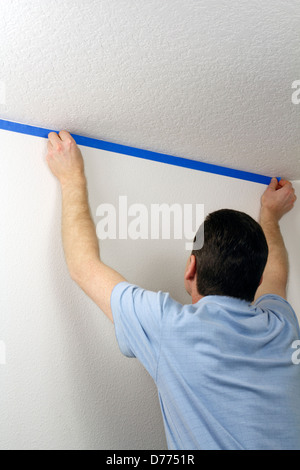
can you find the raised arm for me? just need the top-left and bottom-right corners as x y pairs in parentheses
(254, 178), (297, 302)
(46, 131), (126, 322)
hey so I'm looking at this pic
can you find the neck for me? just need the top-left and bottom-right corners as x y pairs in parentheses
(191, 291), (204, 304)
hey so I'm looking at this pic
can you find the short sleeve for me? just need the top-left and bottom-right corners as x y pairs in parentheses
(254, 294), (300, 334)
(110, 281), (168, 380)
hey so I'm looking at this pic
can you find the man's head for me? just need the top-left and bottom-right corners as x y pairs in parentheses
(184, 209), (268, 303)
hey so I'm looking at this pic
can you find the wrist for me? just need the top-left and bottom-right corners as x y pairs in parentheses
(259, 207), (280, 225)
(60, 172), (87, 191)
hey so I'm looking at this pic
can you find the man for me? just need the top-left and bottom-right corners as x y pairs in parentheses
(46, 130), (299, 450)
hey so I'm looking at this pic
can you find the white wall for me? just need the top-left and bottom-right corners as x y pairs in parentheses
(0, 130), (299, 450)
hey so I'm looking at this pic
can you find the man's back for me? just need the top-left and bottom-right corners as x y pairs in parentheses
(112, 282), (300, 450)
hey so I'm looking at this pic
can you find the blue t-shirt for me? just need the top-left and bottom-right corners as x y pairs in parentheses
(111, 282), (300, 450)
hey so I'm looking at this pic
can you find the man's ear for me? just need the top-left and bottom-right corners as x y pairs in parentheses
(185, 255), (197, 281)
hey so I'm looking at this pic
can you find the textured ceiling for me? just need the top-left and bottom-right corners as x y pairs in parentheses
(0, 0), (299, 179)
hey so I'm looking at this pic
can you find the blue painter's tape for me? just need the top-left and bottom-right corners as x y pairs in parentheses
(0, 118), (279, 185)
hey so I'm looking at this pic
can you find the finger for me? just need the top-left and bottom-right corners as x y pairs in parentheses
(59, 130), (75, 142)
(48, 132), (61, 144)
(268, 177), (278, 190)
(278, 179), (292, 188)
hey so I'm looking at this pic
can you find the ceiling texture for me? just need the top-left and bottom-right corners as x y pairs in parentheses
(0, 0), (299, 179)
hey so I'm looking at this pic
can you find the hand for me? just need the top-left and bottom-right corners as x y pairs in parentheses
(261, 178), (297, 221)
(46, 131), (85, 185)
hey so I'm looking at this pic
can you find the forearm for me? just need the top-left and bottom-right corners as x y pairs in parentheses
(259, 208), (289, 285)
(61, 175), (100, 279)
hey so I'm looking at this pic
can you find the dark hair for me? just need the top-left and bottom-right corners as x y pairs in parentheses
(192, 209), (268, 302)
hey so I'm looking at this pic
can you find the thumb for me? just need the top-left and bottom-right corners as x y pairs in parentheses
(268, 177), (278, 190)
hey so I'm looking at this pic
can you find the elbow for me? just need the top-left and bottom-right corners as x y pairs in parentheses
(67, 259), (86, 285)
(69, 265), (82, 284)
(68, 258), (100, 286)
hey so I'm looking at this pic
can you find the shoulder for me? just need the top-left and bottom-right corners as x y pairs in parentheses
(253, 294), (299, 330)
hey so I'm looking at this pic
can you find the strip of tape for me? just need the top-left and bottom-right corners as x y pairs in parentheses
(0, 118), (278, 185)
